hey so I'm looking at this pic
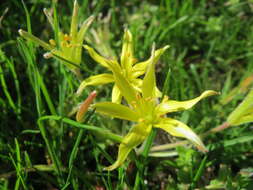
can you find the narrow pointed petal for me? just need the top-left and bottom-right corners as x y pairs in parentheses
(132, 79), (143, 93)
(50, 49), (80, 69)
(70, 0), (79, 40)
(229, 105), (253, 126)
(76, 74), (114, 96)
(107, 61), (137, 105)
(104, 124), (152, 170)
(132, 45), (169, 78)
(154, 118), (207, 152)
(155, 87), (162, 97)
(227, 89), (253, 125)
(156, 90), (218, 115)
(120, 29), (134, 72)
(112, 84), (122, 103)
(83, 45), (113, 69)
(142, 45), (156, 98)
(231, 113), (253, 126)
(18, 29), (53, 50)
(77, 16), (94, 42)
(93, 102), (140, 122)
(43, 8), (54, 29)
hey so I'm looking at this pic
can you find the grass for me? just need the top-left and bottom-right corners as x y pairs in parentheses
(1, 0), (253, 189)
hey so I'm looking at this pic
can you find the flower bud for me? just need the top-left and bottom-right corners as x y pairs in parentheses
(76, 91), (97, 123)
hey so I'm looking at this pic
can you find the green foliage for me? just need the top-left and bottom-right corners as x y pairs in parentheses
(0, 0), (253, 189)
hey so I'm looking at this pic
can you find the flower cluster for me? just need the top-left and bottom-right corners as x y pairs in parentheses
(19, 0), (94, 74)
(19, 0), (218, 171)
(92, 47), (217, 170)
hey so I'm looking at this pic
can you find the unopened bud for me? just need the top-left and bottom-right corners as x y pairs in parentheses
(76, 91), (97, 122)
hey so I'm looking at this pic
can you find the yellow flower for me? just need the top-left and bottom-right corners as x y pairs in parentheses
(227, 88), (253, 126)
(18, 0), (94, 73)
(92, 48), (218, 171)
(77, 29), (169, 103)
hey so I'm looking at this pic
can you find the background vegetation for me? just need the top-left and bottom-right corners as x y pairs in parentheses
(1, 0), (253, 189)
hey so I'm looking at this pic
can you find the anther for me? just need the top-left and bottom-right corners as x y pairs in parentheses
(64, 34), (71, 41)
(49, 39), (56, 46)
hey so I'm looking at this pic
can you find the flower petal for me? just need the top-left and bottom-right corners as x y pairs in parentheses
(112, 84), (122, 103)
(76, 74), (114, 96)
(70, 0), (79, 41)
(156, 90), (218, 115)
(227, 89), (253, 126)
(107, 60), (137, 105)
(93, 102), (140, 122)
(155, 86), (162, 97)
(232, 114), (253, 125)
(132, 79), (143, 93)
(104, 124), (152, 170)
(120, 29), (134, 72)
(18, 29), (53, 50)
(77, 16), (94, 42)
(83, 45), (113, 69)
(142, 46), (156, 98)
(132, 45), (169, 78)
(154, 118), (207, 152)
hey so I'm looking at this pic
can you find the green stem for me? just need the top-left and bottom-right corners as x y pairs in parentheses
(134, 128), (157, 189)
(62, 110), (95, 189)
(142, 128), (157, 157)
(37, 115), (123, 143)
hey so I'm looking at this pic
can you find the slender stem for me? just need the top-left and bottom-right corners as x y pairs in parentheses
(142, 128), (157, 157)
(37, 115), (123, 143)
(63, 110), (95, 189)
(202, 122), (230, 137)
(134, 128), (157, 189)
(150, 140), (188, 152)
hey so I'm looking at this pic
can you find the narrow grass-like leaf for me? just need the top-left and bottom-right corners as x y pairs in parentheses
(8, 139), (28, 190)
(21, 0), (32, 34)
(37, 115), (123, 143)
(53, 1), (59, 46)
(223, 135), (253, 147)
(191, 155), (208, 189)
(161, 68), (171, 100)
(37, 119), (63, 181)
(0, 64), (17, 112)
(63, 110), (95, 189)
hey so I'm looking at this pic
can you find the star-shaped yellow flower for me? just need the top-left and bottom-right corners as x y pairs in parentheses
(92, 48), (218, 170)
(77, 29), (169, 103)
(18, 0), (94, 73)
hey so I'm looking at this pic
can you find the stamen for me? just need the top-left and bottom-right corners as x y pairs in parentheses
(138, 118), (145, 123)
(49, 39), (56, 46)
(61, 41), (67, 47)
(64, 33), (71, 41)
(136, 93), (141, 100)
